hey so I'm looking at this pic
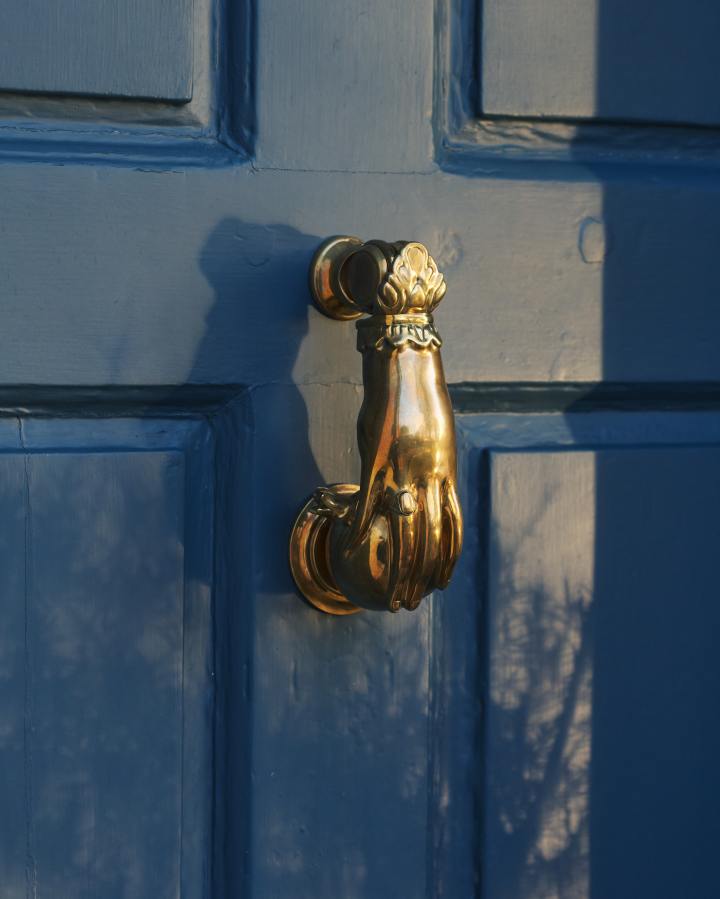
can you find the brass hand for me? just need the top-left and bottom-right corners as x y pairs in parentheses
(290, 240), (463, 614)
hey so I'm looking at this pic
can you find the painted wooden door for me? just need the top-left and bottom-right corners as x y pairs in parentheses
(1, 2), (718, 897)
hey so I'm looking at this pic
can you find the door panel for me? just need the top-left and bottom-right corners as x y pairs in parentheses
(481, 0), (720, 124)
(0, 0), (193, 101)
(30, 449), (185, 897)
(444, 413), (720, 898)
(0, 418), (214, 898)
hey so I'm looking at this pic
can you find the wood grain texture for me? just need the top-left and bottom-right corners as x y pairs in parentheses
(0, 0), (193, 101)
(482, 0), (598, 120)
(482, 0), (720, 126)
(254, 0), (435, 172)
(2, 165), (720, 386)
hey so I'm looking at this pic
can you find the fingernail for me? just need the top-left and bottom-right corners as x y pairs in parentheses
(396, 490), (417, 515)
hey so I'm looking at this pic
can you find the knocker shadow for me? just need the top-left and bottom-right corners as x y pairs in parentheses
(194, 218), (325, 596)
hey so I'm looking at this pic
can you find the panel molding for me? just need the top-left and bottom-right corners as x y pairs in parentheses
(0, 0), (254, 166)
(431, 410), (720, 894)
(0, 385), (243, 416)
(449, 382), (720, 414)
(0, 390), (250, 896)
(0, 412), (219, 896)
(434, 0), (720, 174)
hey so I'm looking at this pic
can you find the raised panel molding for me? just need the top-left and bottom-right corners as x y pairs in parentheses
(435, 413), (720, 896)
(0, 414), (217, 897)
(436, 0), (720, 171)
(0, 0), (254, 165)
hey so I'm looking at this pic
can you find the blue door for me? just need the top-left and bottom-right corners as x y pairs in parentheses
(1, 1), (719, 897)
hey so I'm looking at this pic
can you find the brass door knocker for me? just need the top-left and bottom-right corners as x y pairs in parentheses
(289, 237), (463, 614)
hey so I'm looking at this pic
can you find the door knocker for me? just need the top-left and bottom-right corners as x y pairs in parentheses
(289, 237), (463, 614)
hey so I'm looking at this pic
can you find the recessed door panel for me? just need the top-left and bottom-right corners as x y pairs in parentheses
(481, 0), (720, 125)
(0, 418), (214, 898)
(480, 443), (720, 898)
(0, 0), (193, 101)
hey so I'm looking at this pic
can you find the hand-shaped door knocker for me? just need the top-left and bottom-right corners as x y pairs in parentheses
(289, 237), (463, 614)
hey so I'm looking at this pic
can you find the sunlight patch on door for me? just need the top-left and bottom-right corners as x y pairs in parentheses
(485, 450), (595, 899)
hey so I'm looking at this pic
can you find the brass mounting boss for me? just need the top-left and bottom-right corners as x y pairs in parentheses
(289, 237), (463, 614)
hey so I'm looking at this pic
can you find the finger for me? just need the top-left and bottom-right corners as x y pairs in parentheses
(386, 488), (420, 611)
(435, 480), (463, 589)
(404, 480), (442, 611)
(345, 468), (384, 553)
